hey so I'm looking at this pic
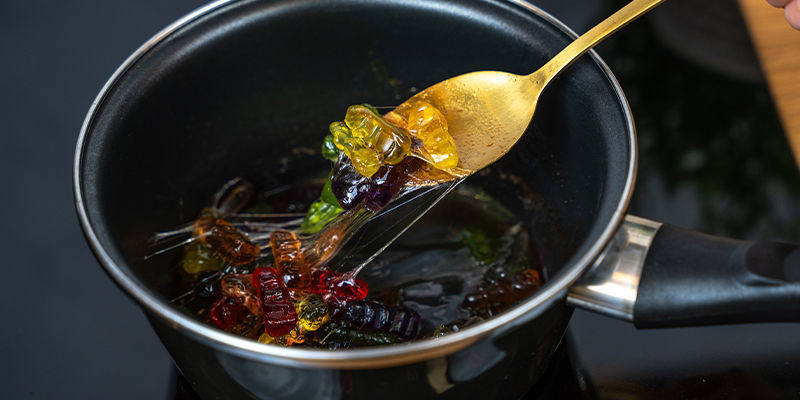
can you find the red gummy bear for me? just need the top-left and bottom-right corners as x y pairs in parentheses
(210, 296), (245, 330)
(311, 268), (368, 308)
(253, 267), (298, 337)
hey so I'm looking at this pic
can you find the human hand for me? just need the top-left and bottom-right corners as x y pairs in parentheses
(767, 0), (800, 29)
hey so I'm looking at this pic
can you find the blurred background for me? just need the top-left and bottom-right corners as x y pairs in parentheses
(1, 0), (799, 398)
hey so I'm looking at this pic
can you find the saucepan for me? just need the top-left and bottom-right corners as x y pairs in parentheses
(73, 0), (800, 398)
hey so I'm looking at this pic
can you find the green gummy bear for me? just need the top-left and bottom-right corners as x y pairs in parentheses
(462, 228), (497, 264)
(320, 177), (340, 208)
(321, 135), (340, 163)
(301, 199), (343, 234)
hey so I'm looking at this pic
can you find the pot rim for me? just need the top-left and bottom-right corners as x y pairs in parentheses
(73, 0), (637, 369)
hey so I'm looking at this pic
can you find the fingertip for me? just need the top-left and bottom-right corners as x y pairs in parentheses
(767, 0), (792, 8)
(786, 0), (800, 30)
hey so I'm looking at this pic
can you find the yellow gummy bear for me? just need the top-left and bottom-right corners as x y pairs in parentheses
(330, 105), (412, 177)
(295, 294), (330, 331)
(405, 100), (459, 170)
(181, 241), (223, 275)
(258, 327), (305, 346)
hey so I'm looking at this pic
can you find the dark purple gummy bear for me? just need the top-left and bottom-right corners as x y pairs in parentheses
(194, 276), (220, 300)
(330, 158), (372, 210)
(343, 300), (393, 331)
(342, 300), (421, 341)
(364, 157), (424, 212)
(331, 156), (425, 212)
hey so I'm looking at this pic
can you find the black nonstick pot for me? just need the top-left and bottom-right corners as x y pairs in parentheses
(73, 0), (800, 399)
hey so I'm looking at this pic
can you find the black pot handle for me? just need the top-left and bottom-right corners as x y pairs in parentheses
(633, 223), (800, 328)
(567, 216), (800, 328)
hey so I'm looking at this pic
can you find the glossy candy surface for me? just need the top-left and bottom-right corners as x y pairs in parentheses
(253, 267), (298, 337)
(329, 157), (372, 210)
(301, 178), (343, 234)
(311, 269), (369, 309)
(193, 275), (220, 300)
(182, 241), (224, 274)
(295, 293), (330, 331)
(330, 104), (413, 178)
(210, 296), (245, 330)
(270, 230), (311, 293)
(194, 217), (259, 265)
(221, 273), (260, 315)
(331, 156), (424, 212)
(404, 100), (459, 170)
(321, 135), (340, 163)
(342, 300), (420, 340)
(314, 323), (400, 348)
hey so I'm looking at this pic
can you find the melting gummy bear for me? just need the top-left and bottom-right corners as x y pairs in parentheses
(321, 135), (340, 163)
(342, 300), (421, 341)
(258, 326), (306, 346)
(253, 267), (298, 337)
(221, 273), (261, 315)
(194, 217), (260, 265)
(462, 268), (542, 317)
(311, 269), (368, 309)
(314, 323), (400, 348)
(210, 296), (245, 330)
(330, 156), (425, 212)
(296, 293), (330, 331)
(330, 104), (413, 178)
(403, 100), (459, 170)
(182, 241), (224, 275)
(301, 178), (343, 234)
(270, 230), (312, 294)
(462, 228), (497, 265)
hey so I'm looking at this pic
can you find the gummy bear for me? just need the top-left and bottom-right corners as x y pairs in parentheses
(252, 267), (298, 337)
(383, 99), (464, 175)
(270, 230), (312, 294)
(301, 200), (342, 234)
(193, 274), (221, 300)
(462, 268), (542, 317)
(462, 228), (497, 265)
(330, 156), (424, 212)
(301, 178), (343, 234)
(296, 293), (330, 331)
(313, 323), (400, 348)
(221, 273), (261, 315)
(321, 135), (340, 163)
(310, 269), (368, 310)
(210, 296), (245, 330)
(403, 100), (459, 170)
(342, 300), (420, 340)
(329, 157), (372, 210)
(182, 241), (224, 275)
(330, 104), (412, 178)
(194, 217), (260, 265)
(363, 156), (424, 211)
(257, 326), (306, 346)
(210, 177), (256, 216)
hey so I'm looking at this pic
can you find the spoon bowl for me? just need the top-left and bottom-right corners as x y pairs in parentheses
(391, 0), (666, 175)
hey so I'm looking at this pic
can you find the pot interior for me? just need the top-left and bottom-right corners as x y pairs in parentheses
(78, 0), (632, 344)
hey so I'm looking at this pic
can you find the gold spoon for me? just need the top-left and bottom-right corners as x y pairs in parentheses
(386, 0), (666, 174)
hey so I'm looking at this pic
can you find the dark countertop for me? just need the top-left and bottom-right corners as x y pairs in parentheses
(2, 0), (799, 398)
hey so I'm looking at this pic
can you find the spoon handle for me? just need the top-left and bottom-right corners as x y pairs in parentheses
(531, 0), (666, 85)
